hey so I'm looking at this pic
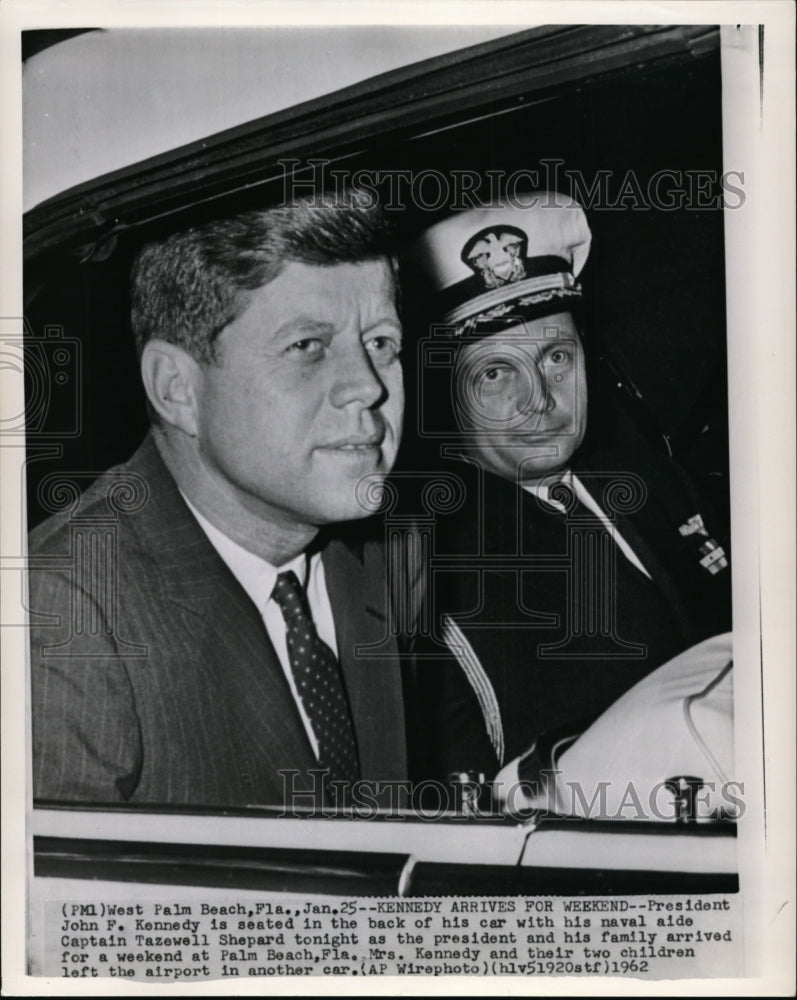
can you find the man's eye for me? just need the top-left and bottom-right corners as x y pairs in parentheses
(286, 338), (324, 358)
(365, 335), (401, 363)
(477, 364), (515, 387)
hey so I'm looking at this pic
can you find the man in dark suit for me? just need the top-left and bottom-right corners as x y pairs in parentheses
(406, 194), (732, 787)
(30, 192), (408, 809)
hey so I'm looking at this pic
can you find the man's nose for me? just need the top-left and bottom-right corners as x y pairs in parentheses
(329, 342), (385, 409)
(518, 361), (554, 415)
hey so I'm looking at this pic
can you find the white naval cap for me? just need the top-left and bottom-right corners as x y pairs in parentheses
(410, 192), (592, 334)
(493, 632), (735, 823)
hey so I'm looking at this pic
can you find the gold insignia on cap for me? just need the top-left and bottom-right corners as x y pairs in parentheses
(462, 225), (527, 290)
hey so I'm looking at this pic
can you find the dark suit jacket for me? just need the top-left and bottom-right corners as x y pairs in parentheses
(407, 449), (732, 780)
(29, 435), (408, 807)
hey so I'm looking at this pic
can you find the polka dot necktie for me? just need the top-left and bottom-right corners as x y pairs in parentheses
(271, 570), (360, 789)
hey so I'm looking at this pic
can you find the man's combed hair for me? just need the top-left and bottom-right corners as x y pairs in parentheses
(131, 191), (395, 364)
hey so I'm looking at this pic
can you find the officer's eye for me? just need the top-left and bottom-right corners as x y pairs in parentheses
(477, 364), (516, 389)
(364, 334), (402, 364)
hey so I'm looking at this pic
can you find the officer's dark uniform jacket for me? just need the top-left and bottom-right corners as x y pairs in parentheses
(407, 447), (732, 783)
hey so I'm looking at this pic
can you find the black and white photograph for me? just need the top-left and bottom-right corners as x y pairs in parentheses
(1, 1), (794, 994)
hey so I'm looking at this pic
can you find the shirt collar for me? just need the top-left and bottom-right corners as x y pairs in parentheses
(521, 469), (574, 512)
(179, 493), (308, 615)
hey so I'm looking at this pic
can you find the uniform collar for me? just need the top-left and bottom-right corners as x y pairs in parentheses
(521, 468), (574, 512)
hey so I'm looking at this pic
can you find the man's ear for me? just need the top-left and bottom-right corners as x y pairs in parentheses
(140, 339), (203, 436)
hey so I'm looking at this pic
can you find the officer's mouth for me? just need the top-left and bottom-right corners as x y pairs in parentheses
(485, 425), (572, 442)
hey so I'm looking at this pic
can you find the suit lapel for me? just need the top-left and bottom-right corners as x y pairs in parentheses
(323, 535), (408, 783)
(125, 435), (318, 782)
(574, 468), (693, 632)
(124, 436), (407, 792)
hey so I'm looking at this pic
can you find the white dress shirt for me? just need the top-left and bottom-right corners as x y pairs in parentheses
(181, 495), (338, 757)
(522, 470), (652, 580)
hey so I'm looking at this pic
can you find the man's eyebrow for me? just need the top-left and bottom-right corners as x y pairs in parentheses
(272, 315), (402, 341)
(363, 316), (403, 335)
(272, 317), (335, 339)
(536, 334), (575, 348)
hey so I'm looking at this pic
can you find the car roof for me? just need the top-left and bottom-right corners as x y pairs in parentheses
(23, 25), (520, 212)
